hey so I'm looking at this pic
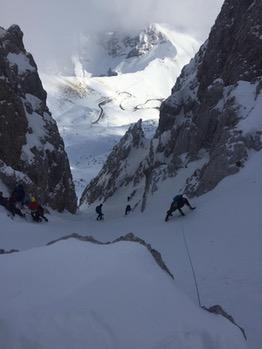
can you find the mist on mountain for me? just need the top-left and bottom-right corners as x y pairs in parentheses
(0, 0), (223, 73)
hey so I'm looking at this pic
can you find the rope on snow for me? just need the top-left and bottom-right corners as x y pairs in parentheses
(181, 222), (202, 307)
(180, 222), (247, 340)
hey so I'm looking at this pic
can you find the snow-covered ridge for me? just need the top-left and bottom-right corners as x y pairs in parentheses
(0, 236), (247, 349)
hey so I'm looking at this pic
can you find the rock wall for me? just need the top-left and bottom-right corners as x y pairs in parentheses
(80, 119), (147, 205)
(0, 25), (77, 212)
(156, 0), (262, 197)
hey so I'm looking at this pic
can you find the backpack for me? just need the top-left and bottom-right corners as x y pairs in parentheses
(173, 195), (183, 203)
(96, 205), (101, 214)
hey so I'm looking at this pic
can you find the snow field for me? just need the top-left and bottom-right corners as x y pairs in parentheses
(0, 239), (247, 349)
(0, 150), (261, 348)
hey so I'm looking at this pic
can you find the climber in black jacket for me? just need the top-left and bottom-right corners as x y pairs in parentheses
(165, 195), (195, 222)
(96, 204), (104, 221)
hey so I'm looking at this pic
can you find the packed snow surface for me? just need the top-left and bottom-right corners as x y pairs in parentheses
(0, 239), (246, 349)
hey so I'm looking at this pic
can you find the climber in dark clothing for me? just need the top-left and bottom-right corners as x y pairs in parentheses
(1, 190), (27, 220)
(11, 184), (26, 206)
(1, 191), (25, 217)
(165, 195), (195, 222)
(0, 192), (8, 208)
(125, 204), (132, 215)
(8, 196), (25, 218)
(96, 204), (104, 221)
(37, 204), (48, 222)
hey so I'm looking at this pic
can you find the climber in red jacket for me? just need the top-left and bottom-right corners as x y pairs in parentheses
(27, 197), (48, 222)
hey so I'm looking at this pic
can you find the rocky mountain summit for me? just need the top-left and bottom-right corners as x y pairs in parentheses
(76, 23), (197, 76)
(102, 24), (167, 59)
(0, 25), (77, 212)
(80, 0), (262, 210)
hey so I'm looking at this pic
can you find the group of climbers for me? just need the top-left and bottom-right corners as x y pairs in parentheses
(0, 184), (48, 223)
(1, 184), (195, 224)
(95, 196), (133, 221)
(95, 194), (195, 222)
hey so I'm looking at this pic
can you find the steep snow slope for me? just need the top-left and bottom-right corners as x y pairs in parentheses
(0, 239), (247, 349)
(42, 24), (199, 196)
(0, 150), (261, 348)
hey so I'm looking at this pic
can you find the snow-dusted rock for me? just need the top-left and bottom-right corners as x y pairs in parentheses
(80, 119), (147, 205)
(157, 0), (262, 197)
(0, 25), (77, 212)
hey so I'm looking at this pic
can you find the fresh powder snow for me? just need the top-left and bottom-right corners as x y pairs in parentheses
(0, 238), (247, 349)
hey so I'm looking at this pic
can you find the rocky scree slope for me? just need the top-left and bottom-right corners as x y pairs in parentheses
(80, 0), (262, 210)
(0, 25), (77, 212)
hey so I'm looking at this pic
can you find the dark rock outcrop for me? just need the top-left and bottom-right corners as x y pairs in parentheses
(0, 248), (19, 255)
(80, 0), (262, 210)
(0, 25), (77, 212)
(203, 304), (247, 340)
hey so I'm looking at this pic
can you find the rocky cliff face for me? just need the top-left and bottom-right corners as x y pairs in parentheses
(156, 0), (262, 197)
(0, 25), (77, 212)
(81, 0), (262, 210)
(80, 119), (147, 206)
(103, 24), (167, 59)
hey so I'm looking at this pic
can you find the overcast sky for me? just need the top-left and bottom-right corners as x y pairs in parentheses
(0, 0), (223, 72)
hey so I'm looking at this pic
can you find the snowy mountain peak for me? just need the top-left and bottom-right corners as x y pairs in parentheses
(102, 23), (167, 59)
(75, 23), (199, 77)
